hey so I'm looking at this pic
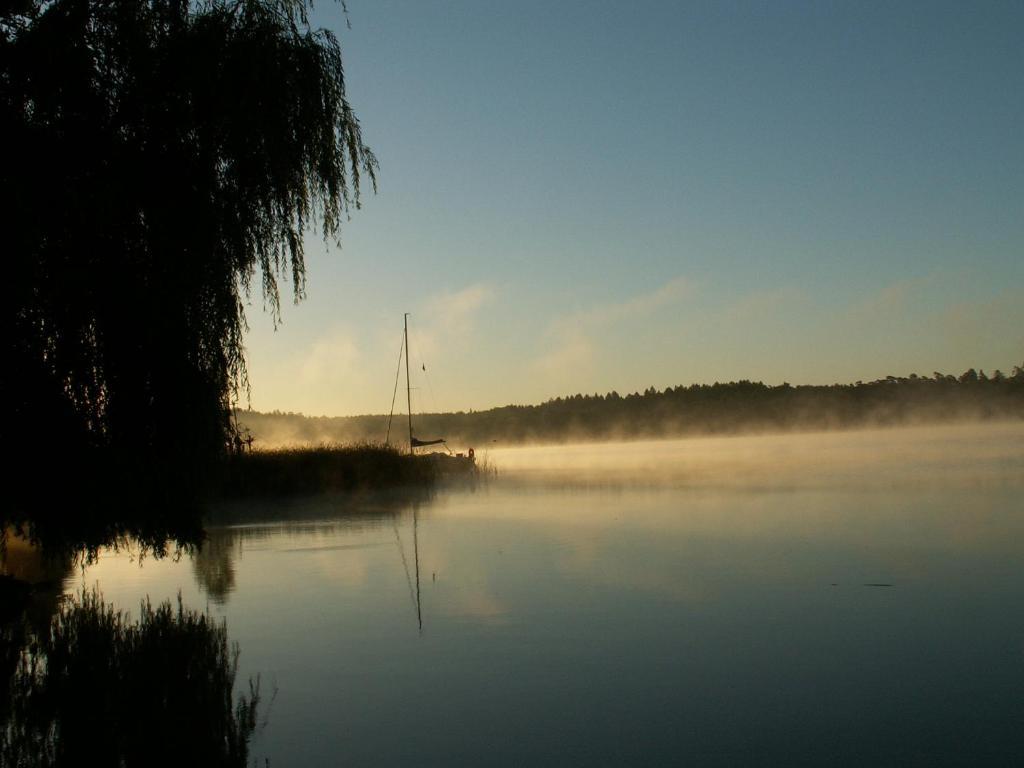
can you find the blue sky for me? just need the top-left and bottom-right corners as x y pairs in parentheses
(243, 0), (1024, 416)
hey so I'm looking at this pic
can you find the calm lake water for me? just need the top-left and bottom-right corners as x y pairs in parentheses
(70, 424), (1024, 765)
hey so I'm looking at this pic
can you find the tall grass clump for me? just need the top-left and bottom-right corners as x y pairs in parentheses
(1, 588), (263, 768)
(220, 442), (438, 497)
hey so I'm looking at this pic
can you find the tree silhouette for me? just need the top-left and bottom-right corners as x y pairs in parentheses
(234, 363), (1024, 447)
(3, 0), (376, 499)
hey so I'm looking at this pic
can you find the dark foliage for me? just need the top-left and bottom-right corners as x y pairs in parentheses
(2, 1), (376, 511)
(3, 512), (205, 574)
(217, 442), (438, 497)
(0, 587), (263, 767)
(239, 364), (1024, 446)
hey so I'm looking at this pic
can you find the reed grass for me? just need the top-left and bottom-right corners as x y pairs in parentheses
(1, 587), (262, 767)
(218, 442), (438, 497)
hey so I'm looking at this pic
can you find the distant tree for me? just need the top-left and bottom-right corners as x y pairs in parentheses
(4, 1), (376, 492)
(959, 369), (979, 384)
(236, 363), (1024, 447)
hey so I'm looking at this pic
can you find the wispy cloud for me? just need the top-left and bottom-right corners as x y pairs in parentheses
(842, 273), (938, 325)
(533, 325), (595, 378)
(282, 327), (363, 414)
(533, 276), (693, 381)
(562, 276), (692, 329)
(720, 285), (807, 324)
(410, 282), (495, 361)
(941, 291), (1024, 363)
(425, 283), (494, 330)
(298, 328), (360, 385)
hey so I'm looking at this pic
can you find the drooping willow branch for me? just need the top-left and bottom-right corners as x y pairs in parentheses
(3, 1), (376, 471)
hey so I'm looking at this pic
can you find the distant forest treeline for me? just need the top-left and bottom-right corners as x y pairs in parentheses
(237, 365), (1024, 448)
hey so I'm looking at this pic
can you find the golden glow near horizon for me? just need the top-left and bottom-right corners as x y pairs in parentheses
(243, 273), (1023, 417)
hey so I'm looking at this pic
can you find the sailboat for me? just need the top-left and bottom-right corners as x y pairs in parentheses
(387, 313), (476, 473)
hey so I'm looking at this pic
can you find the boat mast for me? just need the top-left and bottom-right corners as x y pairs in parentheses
(404, 313), (414, 455)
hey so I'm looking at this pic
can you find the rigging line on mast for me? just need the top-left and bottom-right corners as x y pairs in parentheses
(410, 326), (440, 417)
(385, 331), (405, 445)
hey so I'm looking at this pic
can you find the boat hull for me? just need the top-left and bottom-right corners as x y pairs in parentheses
(420, 452), (476, 475)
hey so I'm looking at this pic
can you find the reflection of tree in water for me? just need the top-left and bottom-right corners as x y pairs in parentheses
(191, 487), (438, 603)
(1, 531), (76, 737)
(0, 588), (263, 768)
(192, 528), (239, 605)
(0, 532), (74, 634)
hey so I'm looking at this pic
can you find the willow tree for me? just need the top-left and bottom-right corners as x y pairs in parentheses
(2, 0), (376, 497)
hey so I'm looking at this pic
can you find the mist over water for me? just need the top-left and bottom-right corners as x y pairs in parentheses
(44, 424), (1024, 765)
(485, 421), (1024, 490)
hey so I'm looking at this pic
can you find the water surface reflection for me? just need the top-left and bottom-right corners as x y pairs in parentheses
(0, 583), (262, 767)
(61, 425), (1024, 765)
